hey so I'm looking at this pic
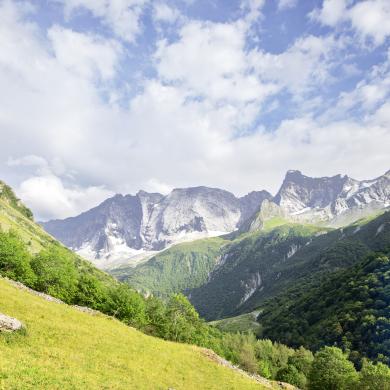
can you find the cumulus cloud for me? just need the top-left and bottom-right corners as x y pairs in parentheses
(1, 0), (389, 221)
(249, 34), (340, 98)
(240, 0), (265, 23)
(56, 0), (149, 43)
(312, 0), (390, 46)
(153, 2), (180, 24)
(324, 48), (390, 120)
(18, 174), (114, 221)
(155, 20), (276, 105)
(48, 26), (122, 81)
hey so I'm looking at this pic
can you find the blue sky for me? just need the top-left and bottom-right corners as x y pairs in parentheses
(0, 0), (389, 220)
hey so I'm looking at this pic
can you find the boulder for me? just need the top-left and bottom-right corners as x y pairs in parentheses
(0, 313), (23, 332)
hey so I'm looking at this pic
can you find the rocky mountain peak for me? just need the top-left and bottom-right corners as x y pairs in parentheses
(42, 185), (272, 268)
(41, 170), (389, 269)
(274, 171), (350, 213)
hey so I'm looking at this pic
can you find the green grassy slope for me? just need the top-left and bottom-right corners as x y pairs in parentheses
(0, 193), (53, 253)
(0, 180), (296, 389)
(0, 181), (33, 220)
(112, 237), (226, 297)
(0, 183), (117, 290)
(0, 278), (269, 390)
(210, 311), (261, 333)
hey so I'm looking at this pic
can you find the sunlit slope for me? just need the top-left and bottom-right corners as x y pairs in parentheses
(0, 195), (53, 253)
(0, 279), (267, 390)
(113, 237), (226, 297)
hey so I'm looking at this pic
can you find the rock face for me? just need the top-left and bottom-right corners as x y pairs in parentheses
(42, 186), (272, 268)
(245, 169), (390, 231)
(42, 170), (389, 268)
(0, 313), (23, 332)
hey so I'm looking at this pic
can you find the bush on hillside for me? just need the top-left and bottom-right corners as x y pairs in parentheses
(308, 346), (359, 390)
(0, 231), (35, 285)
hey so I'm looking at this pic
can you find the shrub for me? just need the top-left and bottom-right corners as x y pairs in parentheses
(309, 346), (359, 390)
(276, 364), (307, 389)
(0, 231), (35, 285)
(31, 244), (78, 303)
(359, 360), (390, 390)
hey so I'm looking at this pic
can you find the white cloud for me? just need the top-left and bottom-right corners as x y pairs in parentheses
(153, 3), (180, 24)
(372, 101), (390, 126)
(155, 20), (277, 106)
(249, 34), (339, 97)
(312, 0), (390, 46)
(48, 26), (122, 81)
(325, 48), (390, 119)
(145, 178), (173, 194)
(0, 0), (389, 222)
(7, 155), (48, 170)
(18, 174), (114, 221)
(349, 0), (390, 45)
(311, 0), (346, 27)
(278, 0), (298, 11)
(56, 0), (149, 43)
(241, 0), (265, 23)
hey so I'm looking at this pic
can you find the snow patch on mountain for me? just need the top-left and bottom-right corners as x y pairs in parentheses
(42, 186), (271, 269)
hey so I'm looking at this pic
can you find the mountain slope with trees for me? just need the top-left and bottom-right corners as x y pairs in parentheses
(1, 180), (388, 389)
(259, 251), (390, 366)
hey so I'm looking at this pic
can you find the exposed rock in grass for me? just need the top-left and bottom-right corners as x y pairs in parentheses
(0, 313), (23, 332)
(73, 305), (100, 316)
(4, 277), (64, 304)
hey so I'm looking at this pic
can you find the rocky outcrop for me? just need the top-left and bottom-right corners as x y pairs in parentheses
(0, 313), (23, 332)
(42, 187), (271, 268)
(274, 169), (390, 224)
(41, 170), (389, 268)
(242, 169), (390, 232)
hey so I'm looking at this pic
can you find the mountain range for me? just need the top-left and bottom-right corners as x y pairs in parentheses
(42, 170), (390, 269)
(1, 175), (389, 383)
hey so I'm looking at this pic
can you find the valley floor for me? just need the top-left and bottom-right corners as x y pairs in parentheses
(0, 278), (277, 390)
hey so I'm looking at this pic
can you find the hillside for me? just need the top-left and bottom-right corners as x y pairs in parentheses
(0, 181), (54, 253)
(0, 277), (271, 390)
(112, 237), (227, 296)
(0, 180), (33, 220)
(0, 180), (306, 389)
(118, 211), (390, 322)
(1, 180), (389, 388)
(258, 251), (390, 366)
(116, 221), (325, 315)
(188, 223), (325, 319)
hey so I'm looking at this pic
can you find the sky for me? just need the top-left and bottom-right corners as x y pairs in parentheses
(0, 0), (389, 221)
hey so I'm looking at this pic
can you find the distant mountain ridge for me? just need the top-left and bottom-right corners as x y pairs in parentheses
(245, 169), (390, 231)
(42, 186), (271, 268)
(42, 170), (390, 269)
